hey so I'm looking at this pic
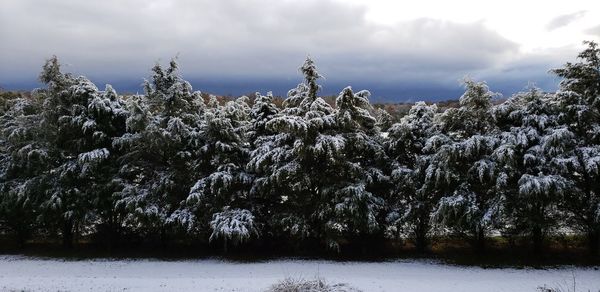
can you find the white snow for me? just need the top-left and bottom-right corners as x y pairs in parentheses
(0, 256), (598, 292)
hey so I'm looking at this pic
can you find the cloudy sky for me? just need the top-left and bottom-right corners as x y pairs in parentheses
(1, 0), (599, 102)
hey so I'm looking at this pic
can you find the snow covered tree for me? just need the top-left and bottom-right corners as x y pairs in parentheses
(552, 41), (600, 107)
(4, 56), (128, 248)
(318, 86), (388, 250)
(243, 92), (281, 239)
(0, 95), (46, 246)
(113, 59), (204, 245)
(283, 56), (322, 110)
(375, 108), (394, 132)
(249, 91), (279, 146)
(431, 79), (501, 251)
(82, 85), (128, 247)
(183, 95), (255, 249)
(492, 87), (570, 253)
(35, 58), (90, 247)
(39, 57), (128, 247)
(248, 57), (347, 249)
(384, 101), (440, 252)
(551, 41), (600, 254)
(440, 79), (497, 138)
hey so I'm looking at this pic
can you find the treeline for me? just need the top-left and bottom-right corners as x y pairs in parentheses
(1, 42), (599, 256)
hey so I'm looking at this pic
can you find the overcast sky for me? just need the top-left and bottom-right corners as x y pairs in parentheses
(1, 0), (599, 102)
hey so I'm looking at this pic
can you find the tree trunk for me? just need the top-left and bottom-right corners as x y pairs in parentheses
(476, 228), (486, 253)
(223, 237), (228, 254)
(15, 228), (28, 249)
(160, 227), (168, 249)
(587, 229), (599, 256)
(62, 218), (74, 249)
(107, 213), (120, 252)
(532, 226), (543, 255)
(414, 216), (429, 253)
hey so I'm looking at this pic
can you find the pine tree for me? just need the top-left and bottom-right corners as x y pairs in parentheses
(83, 85), (128, 247)
(318, 87), (388, 250)
(8, 57), (128, 248)
(113, 59), (204, 246)
(5, 48), (600, 256)
(248, 57), (342, 249)
(385, 101), (440, 252)
(552, 41), (600, 106)
(0, 95), (46, 247)
(493, 87), (570, 253)
(375, 108), (394, 132)
(249, 92), (279, 146)
(245, 92), (280, 240)
(431, 79), (501, 251)
(35, 58), (92, 247)
(551, 41), (600, 255)
(184, 95), (255, 250)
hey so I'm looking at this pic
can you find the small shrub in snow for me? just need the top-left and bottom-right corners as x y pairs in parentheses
(266, 277), (362, 292)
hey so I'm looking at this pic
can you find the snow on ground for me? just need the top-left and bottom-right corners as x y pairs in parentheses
(0, 255), (598, 292)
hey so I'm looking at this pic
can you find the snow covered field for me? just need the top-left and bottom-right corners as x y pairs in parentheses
(0, 256), (598, 292)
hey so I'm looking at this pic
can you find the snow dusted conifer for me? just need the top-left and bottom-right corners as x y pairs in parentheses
(244, 92), (281, 233)
(551, 41), (600, 254)
(0, 95), (47, 246)
(385, 101), (440, 252)
(36, 58), (93, 247)
(83, 84), (128, 246)
(114, 59), (203, 244)
(17, 56), (128, 248)
(5, 49), (600, 255)
(248, 57), (342, 249)
(431, 79), (500, 251)
(375, 108), (394, 132)
(441, 78), (497, 138)
(492, 87), (569, 253)
(184, 95), (255, 248)
(552, 41), (600, 106)
(315, 87), (388, 250)
(249, 92), (279, 145)
(283, 56), (323, 114)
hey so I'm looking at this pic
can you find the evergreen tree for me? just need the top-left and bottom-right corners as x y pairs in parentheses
(208, 207), (259, 252)
(83, 85), (128, 247)
(431, 79), (501, 251)
(320, 87), (388, 250)
(551, 41), (600, 254)
(385, 101), (440, 252)
(8, 57), (129, 248)
(184, 96), (255, 249)
(493, 87), (570, 253)
(375, 108), (394, 132)
(245, 92), (280, 239)
(248, 57), (341, 249)
(249, 92), (279, 146)
(552, 41), (600, 106)
(0, 95), (46, 246)
(113, 59), (204, 245)
(34, 57), (80, 247)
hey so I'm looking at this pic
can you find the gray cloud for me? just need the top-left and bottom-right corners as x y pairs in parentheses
(0, 0), (575, 100)
(585, 24), (600, 37)
(546, 10), (587, 31)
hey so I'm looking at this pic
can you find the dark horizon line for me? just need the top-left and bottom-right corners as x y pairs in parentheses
(1, 76), (559, 103)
